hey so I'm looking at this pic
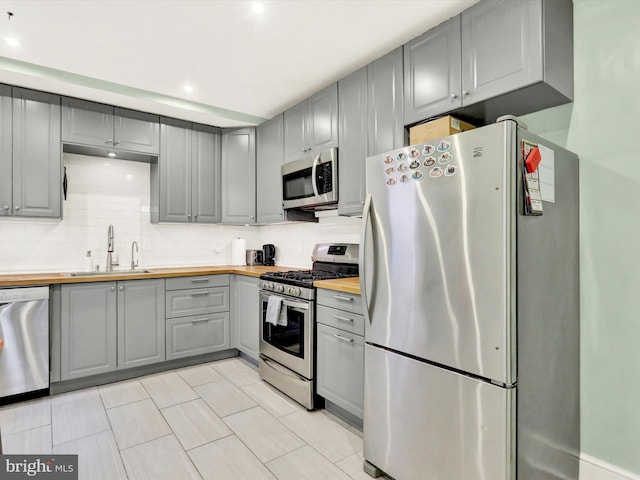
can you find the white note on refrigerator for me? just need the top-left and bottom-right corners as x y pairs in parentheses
(538, 144), (555, 203)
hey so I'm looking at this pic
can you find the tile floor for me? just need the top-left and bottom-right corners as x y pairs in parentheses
(0, 357), (375, 480)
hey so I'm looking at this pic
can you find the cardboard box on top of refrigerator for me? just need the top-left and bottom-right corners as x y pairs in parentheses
(409, 115), (476, 144)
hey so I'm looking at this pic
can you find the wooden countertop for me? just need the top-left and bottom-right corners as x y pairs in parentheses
(0, 265), (360, 294)
(314, 277), (361, 295)
(0, 265), (298, 287)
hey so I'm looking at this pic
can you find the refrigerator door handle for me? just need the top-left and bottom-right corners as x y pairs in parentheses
(360, 193), (372, 324)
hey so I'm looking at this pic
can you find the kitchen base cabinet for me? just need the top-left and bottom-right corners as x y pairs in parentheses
(166, 312), (229, 360)
(316, 289), (364, 419)
(60, 279), (166, 381)
(61, 283), (117, 381)
(316, 323), (365, 419)
(165, 275), (231, 360)
(117, 279), (165, 370)
(231, 275), (260, 361)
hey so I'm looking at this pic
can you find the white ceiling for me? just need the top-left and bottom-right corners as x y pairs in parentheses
(0, 0), (477, 127)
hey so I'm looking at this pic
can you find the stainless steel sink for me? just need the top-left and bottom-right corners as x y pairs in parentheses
(68, 269), (152, 277)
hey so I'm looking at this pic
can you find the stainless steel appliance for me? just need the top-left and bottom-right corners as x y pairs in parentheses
(282, 148), (338, 210)
(262, 244), (275, 266)
(259, 243), (359, 409)
(361, 118), (580, 479)
(0, 286), (50, 402)
(246, 249), (263, 266)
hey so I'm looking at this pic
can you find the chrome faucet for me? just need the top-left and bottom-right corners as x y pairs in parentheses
(106, 225), (118, 271)
(131, 241), (139, 270)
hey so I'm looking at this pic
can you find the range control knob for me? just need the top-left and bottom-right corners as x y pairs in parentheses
(287, 287), (301, 296)
(275, 284), (284, 293)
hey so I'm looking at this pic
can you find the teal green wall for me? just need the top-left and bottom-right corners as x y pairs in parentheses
(522, 0), (640, 474)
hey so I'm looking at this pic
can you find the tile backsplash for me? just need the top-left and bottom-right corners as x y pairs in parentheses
(0, 154), (361, 273)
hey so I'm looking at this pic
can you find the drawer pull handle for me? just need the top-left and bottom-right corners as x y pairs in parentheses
(192, 317), (211, 323)
(191, 291), (210, 296)
(191, 278), (210, 284)
(333, 295), (353, 302)
(333, 315), (353, 323)
(333, 334), (354, 343)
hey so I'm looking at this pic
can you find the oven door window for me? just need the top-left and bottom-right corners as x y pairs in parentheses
(262, 299), (306, 358)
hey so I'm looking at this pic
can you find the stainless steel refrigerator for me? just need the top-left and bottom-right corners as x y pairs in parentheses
(360, 118), (579, 480)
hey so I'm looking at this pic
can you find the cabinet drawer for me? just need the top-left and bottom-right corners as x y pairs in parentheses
(166, 312), (229, 360)
(166, 274), (229, 291)
(317, 289), (363, 315)
(316, 323), (364, 419)
(166, 286), (229, 318)
(316, 305), (364, 336)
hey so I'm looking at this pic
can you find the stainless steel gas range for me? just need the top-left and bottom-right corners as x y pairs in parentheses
(258, 243), (359, 410)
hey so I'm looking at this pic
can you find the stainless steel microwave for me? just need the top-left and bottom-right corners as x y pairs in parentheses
(281, 148), (338, 210)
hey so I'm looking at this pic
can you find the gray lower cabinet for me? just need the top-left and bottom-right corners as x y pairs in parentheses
(60, 279), (166, 380)
(338, 48), (404, 216)
(221, 128), (256, 223)
(117, 279), (166, 369)
(0, 85), (11, 216)
(316, 289), (364, 419)
(153, 118), (222, 224)
(256, 114), (285, 223)
(62, 97), (159, 155)
(283, 83), (338, 163)
(404, 0), (573, 125)
(231, 275), (260, 361)
(165, 275), (230, 360)
(10, 88), (61, 218)
(61, 282), (117, 380)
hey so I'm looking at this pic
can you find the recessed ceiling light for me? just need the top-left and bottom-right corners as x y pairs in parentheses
(5, 37), (21, 47)
(252, 2), (264, 14)
(107, 152), (116, 158)
(184, 84), (194, 93)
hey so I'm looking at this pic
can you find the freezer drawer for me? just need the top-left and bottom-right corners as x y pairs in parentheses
(364, 344), (514, 480)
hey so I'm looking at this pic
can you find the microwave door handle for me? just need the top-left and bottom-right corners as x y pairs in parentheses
(311, 154), (321, 197)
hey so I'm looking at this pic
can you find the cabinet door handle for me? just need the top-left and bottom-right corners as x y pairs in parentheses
(119, 285), (124, 291)
(113, 140), (120, 146)
(105, 139), (113, 145)
(333, 295), (353, 302)
(3, 205), (8, 211)
(111, 286), (116, 291)
(14, 206), (19, 211)
(191, 278), (210, 284)
(451, 93), (458, 100)
(191, 291), (209, 297)
(333, 334), (354, 343)
(333, 314), (353, 323)
(187, 215), (191, 221)
(462, 90), (469, 97)
(192, 317), (211, 323)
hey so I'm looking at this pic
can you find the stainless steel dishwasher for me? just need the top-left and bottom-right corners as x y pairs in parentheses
(0, 286), (49, 400)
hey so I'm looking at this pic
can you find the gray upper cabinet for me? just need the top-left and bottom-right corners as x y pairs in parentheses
(368, 47), (405, 156)
(338, 47), (405, 216)
(12, 88), (62, 218)
(154, 118), (221, 223)
(404, 16), (462, 125)
(158, 118), (192, 222)
(338, 67), (368, 216)
(62, 98), (159, 154)
(192, 124), (222, 223)
(283, 83), (338, 163)
(404, 0), (573, 125)
(0, 85), (11, 216)
(117, 279), (166, 370)
(61, 282), (117, 380)
(256, 114), (285, 223)
(221, 127), (256, 224)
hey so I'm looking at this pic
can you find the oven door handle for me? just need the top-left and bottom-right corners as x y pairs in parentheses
(311, 154), (321, 197)
(283, 300), (309, 311)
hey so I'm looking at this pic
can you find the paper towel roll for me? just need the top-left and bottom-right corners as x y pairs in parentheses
(231, 238), (246, 266)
